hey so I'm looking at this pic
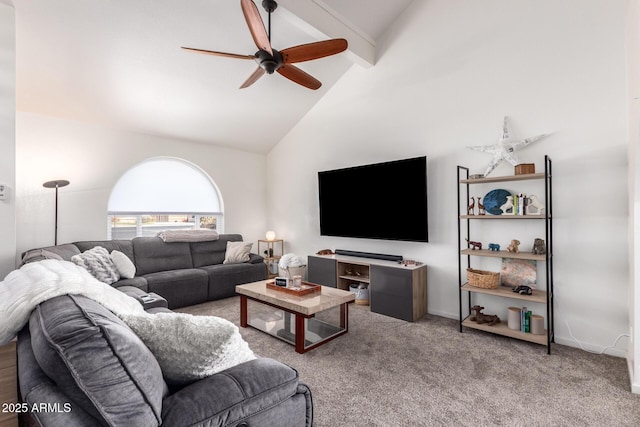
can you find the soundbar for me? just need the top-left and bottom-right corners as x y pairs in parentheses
(334, 249), (403, 262)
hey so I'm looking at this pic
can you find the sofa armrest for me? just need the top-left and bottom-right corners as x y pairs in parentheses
(161, 358), (306, 426)
(249, 253), (264, 264)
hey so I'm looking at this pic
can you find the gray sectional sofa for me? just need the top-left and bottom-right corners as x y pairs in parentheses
(16, 234), (314, 426)
(21, 234), (268, 308)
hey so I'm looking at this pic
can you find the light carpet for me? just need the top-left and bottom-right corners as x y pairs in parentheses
(178, 297), (640, 426)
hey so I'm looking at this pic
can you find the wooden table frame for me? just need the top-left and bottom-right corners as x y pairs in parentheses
(240, 295), (350, 354)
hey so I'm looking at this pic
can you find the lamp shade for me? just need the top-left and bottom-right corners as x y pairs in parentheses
(265, 230), (276, 240)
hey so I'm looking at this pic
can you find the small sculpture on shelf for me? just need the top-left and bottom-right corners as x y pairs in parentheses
(469, 305), (501, 326)
(531, 238), (546, 255)
(512, 285), (533, 295)
(500, 195), (515, 215)
(507, 239), (520, 253)
(488, 243), (500, 251)
(316, 248), (334, 255)
(477, 197), (486, 215)
(467, 197), (476, 215)
(465, 238), (482, 250)
(525, 194), (546, 215)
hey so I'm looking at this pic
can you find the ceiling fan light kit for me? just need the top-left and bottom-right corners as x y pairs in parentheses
(182, 0), (348, 90)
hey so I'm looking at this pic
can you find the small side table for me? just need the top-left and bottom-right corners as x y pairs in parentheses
(258, 239), (284, 279)
(0, 340), (18, 427)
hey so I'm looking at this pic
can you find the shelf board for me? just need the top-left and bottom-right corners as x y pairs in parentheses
(338, 274), (370, 284)
(460, 173), (545, 184)
(460, 249), (546, 261)
(460, 214), (545, 219)
(461, 283), (546, 303)
(462, 316), (547, 345)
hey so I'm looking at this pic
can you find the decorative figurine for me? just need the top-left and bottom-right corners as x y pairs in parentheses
(466, 116), (550, 177)
(469, 305), (501, 326)
(316, 249), (334, 255)
(488, 243), (500, 251)
(500, 195), (515, 215)
(532, 238), (546, 255)
(512, 285), (533, 295)
(467, 197), (475, 215)
(507, 239), (520, 253)
(465, 238), (482, 250)
(525, 194), (546, 215)
(477, 197), (486, 215)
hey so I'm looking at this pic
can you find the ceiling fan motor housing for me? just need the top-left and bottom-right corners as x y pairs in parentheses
(255, 49), (283, 74)
(261, 0), (278, 13)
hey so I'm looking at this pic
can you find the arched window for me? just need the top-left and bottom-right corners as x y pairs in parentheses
(107, 157), (224, 239)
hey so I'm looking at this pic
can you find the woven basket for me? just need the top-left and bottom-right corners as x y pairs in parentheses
(466, 268), (500, 289)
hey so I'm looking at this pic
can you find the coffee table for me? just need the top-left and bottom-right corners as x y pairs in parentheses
(236, 280), (355, 354)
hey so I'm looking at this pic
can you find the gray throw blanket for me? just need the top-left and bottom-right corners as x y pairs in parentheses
(156, 229), (219, 242)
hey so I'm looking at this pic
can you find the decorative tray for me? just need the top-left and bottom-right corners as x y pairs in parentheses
(266, 280), (321, 296)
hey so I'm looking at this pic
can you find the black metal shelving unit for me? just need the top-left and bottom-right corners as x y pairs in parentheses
(457, 156), (554, 354)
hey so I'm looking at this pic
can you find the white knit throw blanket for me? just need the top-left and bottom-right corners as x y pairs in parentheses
(0, 260), (255, 384)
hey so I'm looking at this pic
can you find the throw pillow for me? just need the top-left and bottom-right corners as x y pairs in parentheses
(223, 241), (253, 264)
(123, 312), (256, 385)
(111, 250), (136, 279)
(71, 246), (120, 285)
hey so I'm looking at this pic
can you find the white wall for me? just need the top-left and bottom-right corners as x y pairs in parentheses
(15, 113), (267, 261)
(267, 0), (630, 356)
(627, 0), (640, 393)
(0, 2), (16, 279)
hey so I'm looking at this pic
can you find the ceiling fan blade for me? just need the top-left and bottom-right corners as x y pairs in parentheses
(277, 64), (322, 90)
(281, 39), (348, 64)
(181, 47), (255, 60)
(241, 0), (272, 55)
(240, 66), (266, 89)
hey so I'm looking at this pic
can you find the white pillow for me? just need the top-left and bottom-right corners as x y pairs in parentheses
(223, 241), (253, 264)
(110, 250), (136, 279)
(71, 246), (120, 285)
(123, 312), (256, 385)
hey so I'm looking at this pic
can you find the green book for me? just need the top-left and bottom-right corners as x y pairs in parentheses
(524, 310), (531, 333)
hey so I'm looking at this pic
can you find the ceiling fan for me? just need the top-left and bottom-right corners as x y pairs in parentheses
(182, 0), (348, 90)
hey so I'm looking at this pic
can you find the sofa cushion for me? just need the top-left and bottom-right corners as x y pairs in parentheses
(133, 237), (194, 275)
(112, 276), (148, 291)
(161, 358), (302, 426)
(18, 327), (102, 426)
(74, 240), (135, 264)
(143, 268), (208, 308)
(29, 294), (167, 426)
(201, 262), (268, 300)
(189, 234), (243, 267)
(21, 244), (81, 265)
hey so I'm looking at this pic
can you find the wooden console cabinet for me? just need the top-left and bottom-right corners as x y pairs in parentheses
(308, 255), (427, 321)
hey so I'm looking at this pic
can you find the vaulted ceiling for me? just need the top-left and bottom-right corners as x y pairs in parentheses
(13, 0), (413, 153)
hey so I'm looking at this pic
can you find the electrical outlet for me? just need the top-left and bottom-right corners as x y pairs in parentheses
(0, 184), (6, 200)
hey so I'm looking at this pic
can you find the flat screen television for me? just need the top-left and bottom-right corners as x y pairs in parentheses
(318, 156), (428, 242)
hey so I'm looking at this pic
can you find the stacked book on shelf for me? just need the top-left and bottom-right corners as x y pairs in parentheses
(520, 307), (532, 333)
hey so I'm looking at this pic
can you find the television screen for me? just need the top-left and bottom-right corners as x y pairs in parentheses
(318, 156), (428, 242)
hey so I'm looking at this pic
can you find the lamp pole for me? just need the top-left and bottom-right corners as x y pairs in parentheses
(43, 180), (70, 245)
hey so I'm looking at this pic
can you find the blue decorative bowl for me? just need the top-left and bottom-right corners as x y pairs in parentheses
(483, 189), (511, 215)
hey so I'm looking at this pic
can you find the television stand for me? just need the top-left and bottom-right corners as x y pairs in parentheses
(308, 254), (427, 322)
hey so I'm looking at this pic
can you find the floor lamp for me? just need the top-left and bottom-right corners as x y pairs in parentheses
(43, 179), (70, 245)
